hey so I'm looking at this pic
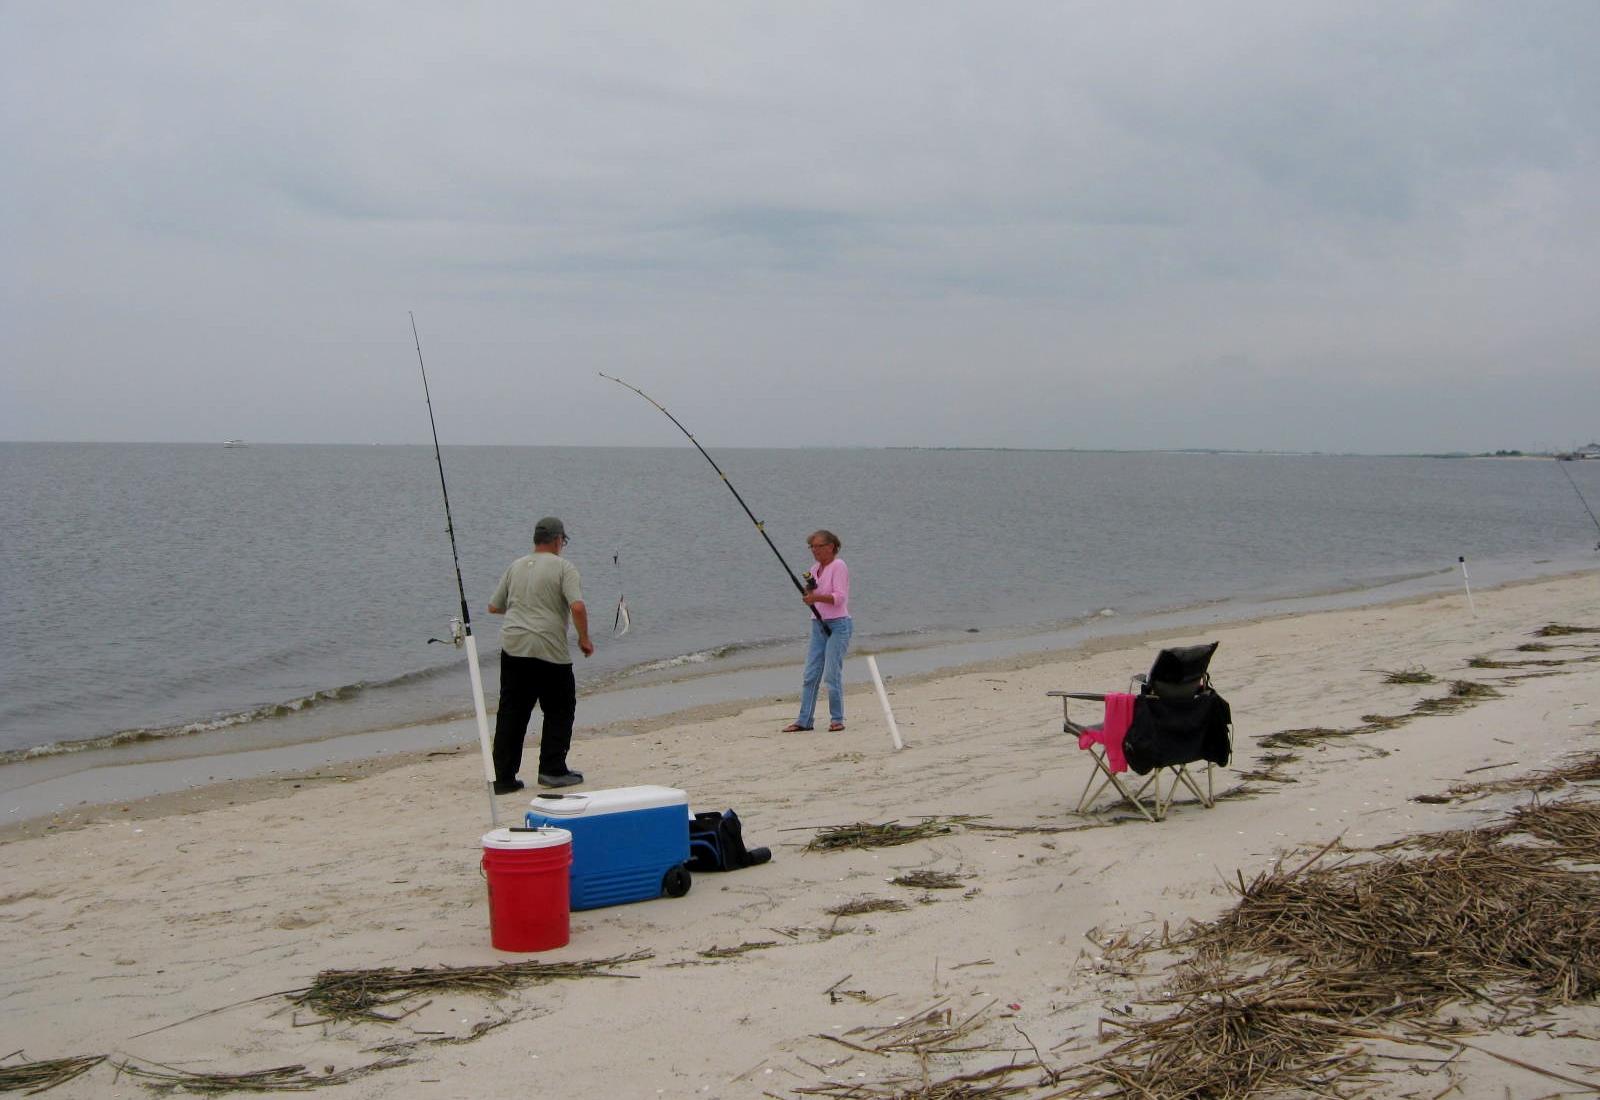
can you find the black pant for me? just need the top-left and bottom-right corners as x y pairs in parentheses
(493, 651), (576, 782)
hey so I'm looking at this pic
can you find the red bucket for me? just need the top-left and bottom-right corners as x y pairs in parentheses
(482, 827), (572, 952)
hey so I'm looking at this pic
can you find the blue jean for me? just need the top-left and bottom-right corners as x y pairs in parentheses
(796, 616), (853, 727)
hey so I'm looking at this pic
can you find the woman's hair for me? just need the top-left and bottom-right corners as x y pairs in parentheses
(809, 529), (841, 551)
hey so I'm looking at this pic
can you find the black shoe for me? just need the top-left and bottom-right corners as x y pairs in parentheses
(492, 779), (525, 795)
(538, 771), (584, 788)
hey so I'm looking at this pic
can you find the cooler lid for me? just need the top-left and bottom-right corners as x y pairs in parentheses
(527, 784), (688, 817)
(482, 826), (571, 850)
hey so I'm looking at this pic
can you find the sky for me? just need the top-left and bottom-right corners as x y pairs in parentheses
(3, 3), (1597, 453)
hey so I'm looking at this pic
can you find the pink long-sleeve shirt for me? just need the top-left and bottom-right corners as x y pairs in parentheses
(809, 558), (850, 620)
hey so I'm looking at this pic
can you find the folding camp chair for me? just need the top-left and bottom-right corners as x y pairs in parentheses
(1048, 642), (1231, 822)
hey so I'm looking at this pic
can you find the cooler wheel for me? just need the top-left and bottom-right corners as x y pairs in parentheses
(662, 864), (692, 898)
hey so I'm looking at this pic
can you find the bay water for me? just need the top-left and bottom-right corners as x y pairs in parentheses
(3, 442), (1597, 771)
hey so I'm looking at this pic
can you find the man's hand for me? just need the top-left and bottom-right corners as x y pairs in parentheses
(578, 637), (595, 657)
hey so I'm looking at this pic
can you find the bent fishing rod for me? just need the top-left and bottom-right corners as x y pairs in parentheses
(412, 312), (500, 825)
(1555, 458), (1600, 550)
(599, 372), (830, 635)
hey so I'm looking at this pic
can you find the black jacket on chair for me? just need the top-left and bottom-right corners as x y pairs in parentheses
(1122, 690), (1232, 775)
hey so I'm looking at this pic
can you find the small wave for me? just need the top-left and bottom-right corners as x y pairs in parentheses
(628, 644), (741, 675)
(0, 664), (457, 766)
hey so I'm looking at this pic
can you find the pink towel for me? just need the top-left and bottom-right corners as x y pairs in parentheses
(1078, 692), (1137, 773)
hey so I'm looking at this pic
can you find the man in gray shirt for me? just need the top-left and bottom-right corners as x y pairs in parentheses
(487, 516), (594, 792)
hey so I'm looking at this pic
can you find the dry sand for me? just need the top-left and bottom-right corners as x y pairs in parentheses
(3, 572), (1598, 1098)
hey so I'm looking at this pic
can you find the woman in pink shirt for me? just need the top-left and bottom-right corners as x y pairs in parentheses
(783, 529), (853, 732)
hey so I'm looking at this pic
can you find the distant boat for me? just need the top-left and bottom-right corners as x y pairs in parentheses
(222, 440), (248, 448)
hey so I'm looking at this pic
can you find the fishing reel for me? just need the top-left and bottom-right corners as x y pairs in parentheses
(427, 617), (467, 647)
(802, 571), (817, 592)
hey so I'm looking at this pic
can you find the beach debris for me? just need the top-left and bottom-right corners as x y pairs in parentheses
(1414, 679), (1500, 709)
(799, 1000), (1053, 1097)
(1260, 678), (1506, 752)
(1375, 665), (1436, 684)
(792, 1060), (1043, 1097)
(1060, 795), (1600, 1097)
(698, 941), (779, 959)
(803, 816), (982, 852)
(113, 1056), (410, 1093)
(0, 1053), (106, 1094)
(1411, 750), (1600, 804)
(793, 1061), (1043, 1093)
(1468, 651), (1600, 668)
(290, 951), (652, 1023)
(363, 1017), (511, 1054)
(824, 897), (910, 917)
(889, 870), (965, 891)
(961, 820), (1087, 835)
(1534, 622), (1600, 636)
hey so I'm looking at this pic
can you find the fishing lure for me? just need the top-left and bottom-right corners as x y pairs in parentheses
(612, 551), (631, 636)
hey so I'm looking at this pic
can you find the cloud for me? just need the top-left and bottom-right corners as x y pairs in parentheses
(3, 2), (1598, 449)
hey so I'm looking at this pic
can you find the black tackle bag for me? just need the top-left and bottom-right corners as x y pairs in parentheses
(687, 809), (772, 872)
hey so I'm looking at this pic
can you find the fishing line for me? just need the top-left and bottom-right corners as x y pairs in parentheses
(1554, 458), (1600, 550)
(412, 312), (499, 825)
(599, 372), (830, 635)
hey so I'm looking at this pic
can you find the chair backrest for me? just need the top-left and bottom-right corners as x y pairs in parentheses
(1142, 642), (1219, 699)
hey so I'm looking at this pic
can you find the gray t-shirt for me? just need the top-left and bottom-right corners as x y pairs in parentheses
(489, 552), (584, 664)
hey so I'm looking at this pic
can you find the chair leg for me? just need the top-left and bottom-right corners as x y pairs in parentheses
(1123, 773), (1158, 823)
(1075, 750), (1113, 813)
(1077, 751), (1156, 822)
(1173, 765), (1209, 807)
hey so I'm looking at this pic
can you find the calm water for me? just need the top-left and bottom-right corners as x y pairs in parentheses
(3, 442), (1598, 762)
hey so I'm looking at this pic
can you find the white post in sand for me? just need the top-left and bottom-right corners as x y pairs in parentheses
(1458, 556), (1476, 617)
(865, 654), (904, 751)
(458, 623), (499, 826)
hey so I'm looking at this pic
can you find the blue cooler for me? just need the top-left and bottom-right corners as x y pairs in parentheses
(524, 785), (691, 910)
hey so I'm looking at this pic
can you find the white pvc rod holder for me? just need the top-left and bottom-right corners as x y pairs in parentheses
(463, 632), (499, 827)
(865, 655), (904, 751)
(1458, 556), (1476, 617)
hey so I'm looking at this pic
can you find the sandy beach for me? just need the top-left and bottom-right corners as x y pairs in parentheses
(3, 571), (1598, 1098)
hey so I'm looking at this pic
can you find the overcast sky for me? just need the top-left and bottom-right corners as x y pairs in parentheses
(3, 3), (1597, 452)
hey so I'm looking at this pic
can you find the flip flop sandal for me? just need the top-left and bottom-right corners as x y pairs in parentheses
(782, 723), (814, 732)
(828, 722), (846, 732)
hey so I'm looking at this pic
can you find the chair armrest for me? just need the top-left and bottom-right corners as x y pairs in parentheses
(1048, 691), (1108, 734)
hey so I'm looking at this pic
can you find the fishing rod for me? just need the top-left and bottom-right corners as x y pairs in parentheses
(599, 372), (830, 635)
(412, 312), (499, 826)
(1554, 458), (1600, 550)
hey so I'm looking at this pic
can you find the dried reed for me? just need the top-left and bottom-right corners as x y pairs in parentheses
(698, 941), (778, 959)
(825, 897), (911, 917)
(1448, 750), (1600, 798)
(1185, 842), (1600, 1008)
(0, 1054), (105, 1095)
(113, 1057), (411, 1093)
(792, 1060), (1043, 1098)
(1378, 666), (1435, 684)
(1055, 971), (1383, 1099)
(890, 870), (966, 890)
(290, 951), (652, 1023)
(805, 817), (980, 852)
(1534, 623), (1600, 636)
(1064, 797), (1600, 1098)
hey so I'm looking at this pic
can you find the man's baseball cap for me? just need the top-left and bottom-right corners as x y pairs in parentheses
(534, 516), (567, 543)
